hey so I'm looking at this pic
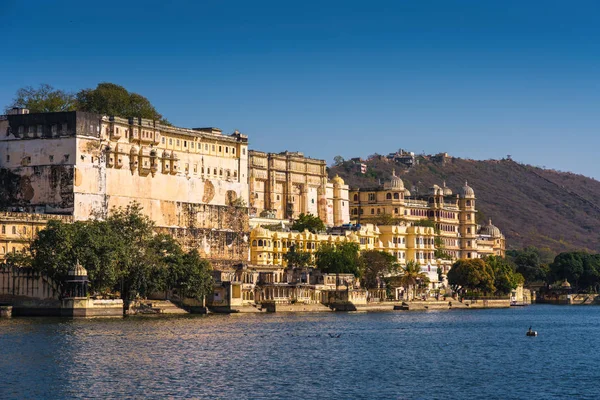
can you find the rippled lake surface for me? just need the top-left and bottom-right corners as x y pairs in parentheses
(1, 305), (600, 399)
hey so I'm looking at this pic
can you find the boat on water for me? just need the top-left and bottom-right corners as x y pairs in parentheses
(526, 327), (538, 336)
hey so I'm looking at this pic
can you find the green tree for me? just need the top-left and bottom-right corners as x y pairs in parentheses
(548, 251), (600, 292)
(333, 155), (345, 166)
(485, 256), (524, 295)
(291, 213), (326, 234)
(448, 259), (495, 296)
(359, 250), (400, 290)
(315, 242), (360, 276)
(284, 244), (312, 268)
(76, 82), (169, 123)
(5, 84), (76, 113)
(508, 247), (550, 284)
(397, 260), (429, 299)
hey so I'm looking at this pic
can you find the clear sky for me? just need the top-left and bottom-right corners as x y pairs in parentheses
(2, 0), (599, 178)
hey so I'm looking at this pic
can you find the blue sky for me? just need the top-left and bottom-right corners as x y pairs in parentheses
(2, 0), (599, 177)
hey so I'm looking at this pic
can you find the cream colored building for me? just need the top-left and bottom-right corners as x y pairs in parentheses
(0, 111), (249, 266)
(248, 150), (349, 226)
(349, 172), (505, 258)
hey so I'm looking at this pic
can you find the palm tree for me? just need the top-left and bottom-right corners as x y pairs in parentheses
(398, 260), (430, 300)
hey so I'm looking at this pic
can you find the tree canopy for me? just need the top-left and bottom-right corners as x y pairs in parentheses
(5, 82), (169, 124)
(359, 250), (400, 289)
(291, 213), (326, 234)
(549, 252), (600, 292)
(76, 83), (169, 123)
(6, 202), (213, 301)
(284, 244), (312, 268)
(315, 242), (361, 276)
(5, 84), (76, 113)
(447, 259), (496, 295)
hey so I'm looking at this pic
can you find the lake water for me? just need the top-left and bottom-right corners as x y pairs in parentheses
(1, 305), (599, 399)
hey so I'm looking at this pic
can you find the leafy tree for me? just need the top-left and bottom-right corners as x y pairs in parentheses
(333, 155), (345, 166)
(11, 202), (213, 302)
(76, 82), (169, 123)
(291, 213), (326, 233)
(397, 260), (429, 299)
(5, 84), (76, 113)
(315, 242), (361, 276)
(359, 250), (400, 290)
(448, 259), (495, 296)
(548, 252), (600, 292)
(486, 256), (524, 295)
(508, 247), (551, 284)
(284, 244), (312, 268)
(371, 213), (405, 226)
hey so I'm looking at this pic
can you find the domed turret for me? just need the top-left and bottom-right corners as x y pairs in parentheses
(383, 169), (404, 190)
(479, 219), (502, 237)
(460, 181), (475, 198)
(442, 181), (453, 196)
(331, 174), (345, 186)
(68, 260), (88, 277)
(252, 226), (270, 238)
(404, 188), (411, 197)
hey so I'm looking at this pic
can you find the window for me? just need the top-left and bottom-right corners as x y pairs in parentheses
(225, 147), (229, 153)
(169, 139), (173, 145)
(6, 155), (10, 162)
(1, 225), (4, 234)
(184, 141), (187, 148)
(177, 140), (180, 146)
(368, 193), (375, 201)
(394, 208), (398, 214)
(353, 194), (358, 201)
(18, 126), (24, 134)
(386, 193), (392, 200)
(191, 142), (194, 149)
(219, 146), (222, 152)
(242, 148), (246, 155)
(371, 208), (375, 215)
(12, 226), (16, 234)
(232, 148), (235, 155)
(466, 200), (471, 207)
(162, 138), (165, 144)
(212, 145), (215, 151)
(205, 144), (208, 150)
(467, 214), (471, 220)
(394, 193), (399, 199)
(51, 125), (58, 135)
(49, 155), (54, 162)
(64, 154), (70, 162)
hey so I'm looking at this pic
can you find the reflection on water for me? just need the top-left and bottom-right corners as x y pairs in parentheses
(2, 306), (600, 399)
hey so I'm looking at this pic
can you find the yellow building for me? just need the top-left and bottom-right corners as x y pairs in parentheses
(0, 212), (73, 262)
(248, 150), (349, 226)
(248, 223), (438, 268)
(349, 172), (505, 258)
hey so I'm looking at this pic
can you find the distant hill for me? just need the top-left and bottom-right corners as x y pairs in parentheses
(329, 155), (600, 253)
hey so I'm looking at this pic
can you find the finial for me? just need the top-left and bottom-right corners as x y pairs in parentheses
(465, 180), (468, 186)
(489, 218), (492, 225)
(443, 180), (446, 187)
(392, 169), (396, 176)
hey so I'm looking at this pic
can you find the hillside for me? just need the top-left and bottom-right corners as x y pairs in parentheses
(329, 156), (600, 253)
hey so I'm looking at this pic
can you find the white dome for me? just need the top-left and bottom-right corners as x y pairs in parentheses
(479, 219), (502, 237)
(384, 169), (404, 190)
(460, 181), (475, 198)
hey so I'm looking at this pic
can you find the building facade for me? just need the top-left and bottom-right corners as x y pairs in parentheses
(0, 212), (73, 262)
(349, 172), (505, 258)
(0, 111), (250, 266)
(248, 150), (349, 226)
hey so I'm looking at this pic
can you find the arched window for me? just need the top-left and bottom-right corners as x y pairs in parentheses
(258, 239), (264, 246)
(371, 208), (375, 215)
(352, 208), (358, 215)
(466, 200), (471, 207)
(393, 193), (399, 199)
(394, 208), (398, 214)
(353, 194), (358, 201)
(386, 193), (392, 200)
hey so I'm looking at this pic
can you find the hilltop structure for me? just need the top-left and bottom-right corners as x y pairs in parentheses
(0, 109), (249, 266)
(349, 171), (505, 258)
